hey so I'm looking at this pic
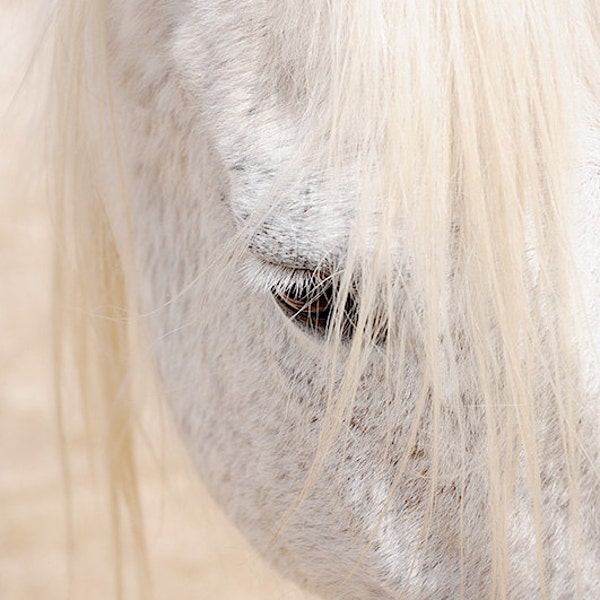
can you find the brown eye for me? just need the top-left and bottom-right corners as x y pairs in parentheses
(272, 281), (334, 332)
(272, 278), (359, 339)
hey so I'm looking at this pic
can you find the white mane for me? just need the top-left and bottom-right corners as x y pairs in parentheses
(52, 1), (599, 598)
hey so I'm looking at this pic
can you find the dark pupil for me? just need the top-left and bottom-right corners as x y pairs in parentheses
(272, 281), (358, 338)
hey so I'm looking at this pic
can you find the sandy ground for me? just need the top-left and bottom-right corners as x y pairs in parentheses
(0, 4), (318, 599)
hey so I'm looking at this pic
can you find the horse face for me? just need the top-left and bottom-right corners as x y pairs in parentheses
(105, 1), (600, 597)
(107, 4), (438, 597)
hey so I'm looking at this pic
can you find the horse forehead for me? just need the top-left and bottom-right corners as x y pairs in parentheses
(171, 2), (600, 275)
(171, 18), (361, 269)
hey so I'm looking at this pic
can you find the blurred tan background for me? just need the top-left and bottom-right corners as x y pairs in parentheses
(0, 2), (317, 598)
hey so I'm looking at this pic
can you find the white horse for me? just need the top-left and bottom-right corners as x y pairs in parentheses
(53, 1), (599, 598)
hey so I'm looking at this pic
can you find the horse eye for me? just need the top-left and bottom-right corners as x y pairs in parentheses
(272, 282), (334, 332)
(272, 279), (359, 339)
